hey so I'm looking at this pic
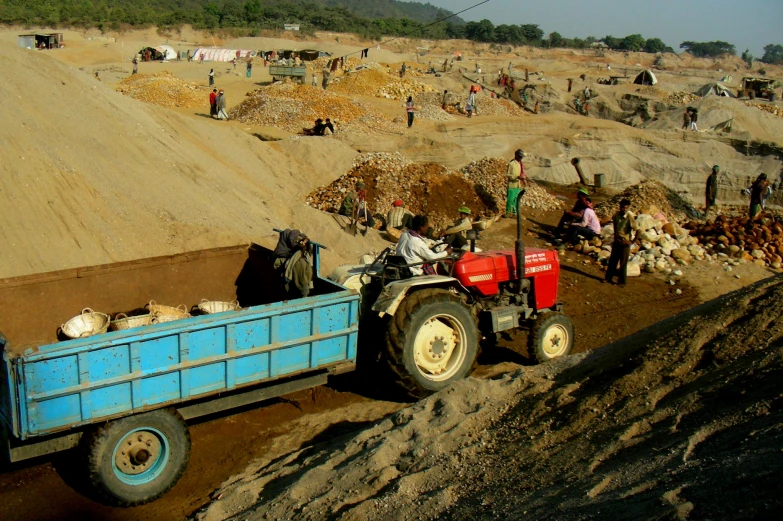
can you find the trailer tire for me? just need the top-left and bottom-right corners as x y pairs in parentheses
(530, 312), (574, 364)
(385, 289), (479, 398)
(83, 408), (190, 507)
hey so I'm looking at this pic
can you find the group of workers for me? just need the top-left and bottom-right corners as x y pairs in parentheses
(302, 118), (335, 136)
(706, 165), (774, 218)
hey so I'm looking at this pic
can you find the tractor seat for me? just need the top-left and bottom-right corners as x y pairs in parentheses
(385, 255), (414, 280)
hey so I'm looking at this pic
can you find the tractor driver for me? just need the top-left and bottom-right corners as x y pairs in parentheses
(396, 215), (452, 276)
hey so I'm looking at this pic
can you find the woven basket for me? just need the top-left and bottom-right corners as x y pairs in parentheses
(386, 227), (403, 243)
(198, 299), (240, 314)
(61, 308), (111, 339)
(146, 301), (191, 323)
(111, 312), (154, 331)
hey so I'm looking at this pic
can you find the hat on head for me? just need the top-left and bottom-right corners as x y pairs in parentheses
(713, 165), (720, 171)
(218, 90), (224, 93)
(760, 173), (768, 180)
(393, 199), (404, 207)
(515, 149), (524, 158)
(458, 206), (471, 215)
(578, 187), (589, 196)
(356, 181), (366, 189)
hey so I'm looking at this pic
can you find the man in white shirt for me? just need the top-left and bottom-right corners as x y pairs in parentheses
(396, 216), (451, 276)
(567, 204), (602, 244)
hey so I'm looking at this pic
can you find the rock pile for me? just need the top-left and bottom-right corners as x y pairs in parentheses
(329, 68), (436, 100)
(460, 158), (563, 212)
(663, 91), (701, 105)
(116, 71), (208, 108)
(306, 153), (495, 231)
(683, 214), (783, 268)
(594, 180), (695, 221)
(416, 104), (454, 121)
(746, 102), (783, 118)
(229, 83), (399, 134)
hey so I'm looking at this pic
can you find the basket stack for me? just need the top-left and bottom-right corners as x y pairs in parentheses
(110, 313), (154, 331)
(147, 301), (191, 323)
(60, 309), (111, 339)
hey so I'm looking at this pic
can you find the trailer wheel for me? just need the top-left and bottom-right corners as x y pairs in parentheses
(83, 408), (190, 507)
(385, 289), (479, 398)
(530, 312), (574, 363)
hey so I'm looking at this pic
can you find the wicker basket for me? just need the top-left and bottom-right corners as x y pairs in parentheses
(198, 299), (240, 314)
(111, 312), (154, 331)
(61, 308), (111, 339)
(146, 301), (191, 323)
(386, 227), (403, 243)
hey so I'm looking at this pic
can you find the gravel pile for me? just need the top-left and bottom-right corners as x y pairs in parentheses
(306, 153), (496, 231)
(329, 68), (437, 100)
(460, 158), (563, 212)
(416, 104), (454, 121)
(663, 91), (702, 105)
(115, 71), (208, 108)
(229, 83), (400, 134)
(594, 180), (695, 221)
(746, 101), (783, 118)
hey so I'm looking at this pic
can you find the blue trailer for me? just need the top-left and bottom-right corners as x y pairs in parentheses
(0, 240), (358, 506)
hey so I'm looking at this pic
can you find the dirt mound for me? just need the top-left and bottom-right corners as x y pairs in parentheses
(461, 158), (563, 212)
(116, 71), (208, 108)
(594, 179), (695, 221)
(329, 68), (436, 100)
(194, 276), (783, 521)
(230, 82), (398, 134)
(0, 43), (385, 277)
(306, 153), (495, 230)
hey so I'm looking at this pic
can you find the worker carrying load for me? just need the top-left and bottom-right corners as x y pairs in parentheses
(273, 229), (313, 297)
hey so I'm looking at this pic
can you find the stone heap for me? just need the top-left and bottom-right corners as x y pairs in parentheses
(306, 153), (496, 231)
(746, 102), (783, 118)
(229, 83), (400, 134)
(328, 68), (436, 100)
(594, 180), (695, 221)
(663, 91), (702, 105)
(115, 71), (208, 108)
(683, 214), (783, 268)
(460, 158), (563, 212)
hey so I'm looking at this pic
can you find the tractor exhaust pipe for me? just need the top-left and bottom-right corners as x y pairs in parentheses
(515, 190), (526, 291)
(571, 157), (589, 185)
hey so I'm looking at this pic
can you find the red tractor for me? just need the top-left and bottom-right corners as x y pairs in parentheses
(331, 197), (574, 397)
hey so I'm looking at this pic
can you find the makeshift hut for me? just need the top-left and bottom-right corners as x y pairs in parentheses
(633, 69), (658, 86)
(155, 45), (177, 61)
(192, 48), (256, 62)
(741, 77), (775, 98)
(696, 83), (736, 98)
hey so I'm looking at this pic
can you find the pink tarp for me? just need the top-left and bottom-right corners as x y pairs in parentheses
(192, 49), (256, 62)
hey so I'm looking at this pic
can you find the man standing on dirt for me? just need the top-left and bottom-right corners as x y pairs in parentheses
(209, 88), (218, 119)
(605, 198), (637, 287)
(555, 188), (590, 238)
(705, 165), (719, 215)
(132, 58), (138, 75)
(749, 173), (770, 218)
(505, 149), (527, 218)
(216, 90), (228, 120)
(208, 68), (215, 86)
(690, 108), (698, 131)
(406, 97), (416, 128)
(396, 216), (452, 276)
(567, 78), (573, 92)
(246, 59), (253, 78)
(682, 108), (691, 130)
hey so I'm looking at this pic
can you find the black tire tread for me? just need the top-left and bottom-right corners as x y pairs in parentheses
(84, 408), (191, 507)
(384, 288), (479, 398)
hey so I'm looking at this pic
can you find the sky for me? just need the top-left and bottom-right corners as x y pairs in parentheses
(425, 0), (782, 56)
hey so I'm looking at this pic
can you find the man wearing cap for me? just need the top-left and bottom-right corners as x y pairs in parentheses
(387, 199), (414, 230)
(555, 188), (591, 238)
(339, 181), (366, 220)
(705, 165), (719, 215)
(440, 207), (473, 249)
(506, 149), (527, 217)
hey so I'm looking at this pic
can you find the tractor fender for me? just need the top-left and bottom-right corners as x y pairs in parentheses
(372, 276), (466, 318)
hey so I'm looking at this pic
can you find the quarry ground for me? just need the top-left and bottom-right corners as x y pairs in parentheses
(0, 25), (781, 521)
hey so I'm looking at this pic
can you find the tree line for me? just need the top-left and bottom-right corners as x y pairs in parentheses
(2, 0), (780, 63)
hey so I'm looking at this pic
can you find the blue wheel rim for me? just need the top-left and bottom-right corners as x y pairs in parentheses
(111, 427), (170, 485)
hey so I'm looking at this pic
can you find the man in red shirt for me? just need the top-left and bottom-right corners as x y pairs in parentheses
(209, 89), (217, 119)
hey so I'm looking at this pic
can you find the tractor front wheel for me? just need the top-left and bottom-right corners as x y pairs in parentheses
(385, 289), (479, 398)
(529, 312), (574, 363)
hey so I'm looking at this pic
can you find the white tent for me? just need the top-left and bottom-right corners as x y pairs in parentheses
(696, 82), (736, 98)
(155, 45), (178, 61)
(192, 48), (256, 62)
(633, 69), (658, 86)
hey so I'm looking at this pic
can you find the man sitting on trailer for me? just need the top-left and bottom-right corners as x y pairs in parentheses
(273, 229), (313, 297)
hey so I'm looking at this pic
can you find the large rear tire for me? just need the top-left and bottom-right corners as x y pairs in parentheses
(82, 408), (190, 507)
(530, 312), (574, 364)
(385, 289), (479, 398)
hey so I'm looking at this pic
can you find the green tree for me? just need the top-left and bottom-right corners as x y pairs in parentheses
(644, 38), (667, 54)
(620, 34), (645, 51)
(519, 24), (544, 44)
(761, 44), (783, 64)
(548, 31), (564, 48)
(602, 35), (619, 49)
(465, 19), (495, 42)
(680, 41), (736, 57)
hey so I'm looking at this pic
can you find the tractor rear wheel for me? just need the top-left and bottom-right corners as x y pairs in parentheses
(530, 312), (574, 363)
(385, 289), (479, 398)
